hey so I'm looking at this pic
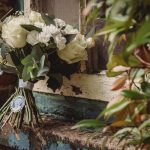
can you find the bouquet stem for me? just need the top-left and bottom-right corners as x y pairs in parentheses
(0, 87), (41, 130)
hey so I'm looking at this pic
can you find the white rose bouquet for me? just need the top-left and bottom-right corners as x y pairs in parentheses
(0, 11), (94, 131)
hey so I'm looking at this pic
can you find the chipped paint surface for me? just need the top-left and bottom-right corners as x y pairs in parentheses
(34, 92), (107, 120)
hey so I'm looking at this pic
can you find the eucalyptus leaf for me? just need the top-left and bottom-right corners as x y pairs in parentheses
(37, 67), (49, 77)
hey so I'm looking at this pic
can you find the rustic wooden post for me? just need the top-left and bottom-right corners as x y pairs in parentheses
(24, 0), (31, 17)
(79, 0), (87, 72)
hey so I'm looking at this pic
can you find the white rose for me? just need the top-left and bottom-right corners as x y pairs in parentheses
(38, 32), (52, 46)
(54, 34), (66, 50)
(29, 11), (44, 23)
(54, 18), (66, 28)
(62, 25), (79, 35)
(27, 31), (39, 46)
(57, 33), (88, 64)
(2, 16), (29, 48)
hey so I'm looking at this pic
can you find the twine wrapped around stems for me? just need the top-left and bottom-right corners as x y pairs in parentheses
(0, 79), (41, 130)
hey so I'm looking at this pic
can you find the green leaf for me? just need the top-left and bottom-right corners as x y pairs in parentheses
(107, 53), (128, 70)
(127, 55), (142, 67)
(22, 65), (31, 81)
(21, 24), (42, 32)
(141, 82), (150, 96)
(9, 51), (21, 66)
(21, 55), (32, 65)
(37, 67), (49, 77)
(37, 55), (49, 77)
(40, 55), (46, 69)
(106, 53), (128, 77)
(47, 74), (63, 92)
(9, 51), (23, 74)
(65, 34), (76, 44)
(41, 14), (55, 25)
(121, 90), (147, 100)
(143, 136), (150, 145)
(114, 127), (141, 139)
(31, 44), (43, 61)
(126, 20), (150, 54)
(97, 99), (131, 119)
(86, 26), (95, 38)
(86, 7), (100, 25)
(72, 119), (105, 129)
(106, 70), (124, 77)
(139, 118), (150, 129)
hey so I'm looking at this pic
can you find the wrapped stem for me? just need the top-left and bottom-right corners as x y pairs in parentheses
(0, 79), (41, 130)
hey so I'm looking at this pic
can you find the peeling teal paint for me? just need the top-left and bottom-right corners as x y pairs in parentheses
(7, 132), (29, 150)
(6, 131), (89, 150)
(34, 92), (106, 120)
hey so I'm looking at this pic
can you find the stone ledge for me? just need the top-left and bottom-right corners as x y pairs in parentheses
(0, 117), (135, 150)
(39, 118), (135, 150)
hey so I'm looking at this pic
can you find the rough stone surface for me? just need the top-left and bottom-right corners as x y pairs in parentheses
(0, 118), (135, 150)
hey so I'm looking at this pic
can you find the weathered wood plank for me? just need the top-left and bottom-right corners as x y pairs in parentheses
(33, 73), (119, 102)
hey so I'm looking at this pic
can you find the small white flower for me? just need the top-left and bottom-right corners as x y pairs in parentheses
(38, 25), (60, 45)
(27, 31), (39, 46)
(62, 25), (79, 35)
(54, 18), (66, 28)
(54, 34), (66, 50)
(42, 25), (60, 36)
(34, 22), (46, 28)
(38, 32), (52, 46)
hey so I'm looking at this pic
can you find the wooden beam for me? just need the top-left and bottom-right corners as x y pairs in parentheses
(33, 73), (119, 102)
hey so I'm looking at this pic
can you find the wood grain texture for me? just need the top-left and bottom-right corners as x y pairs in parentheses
(33, 73), (119, 102)
(35, 0), (79, 25)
